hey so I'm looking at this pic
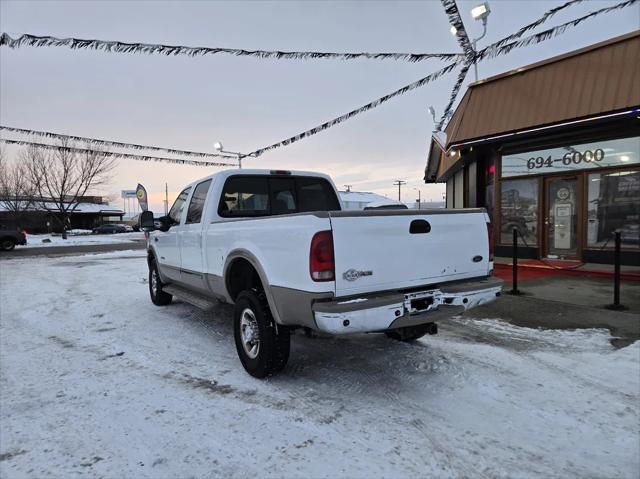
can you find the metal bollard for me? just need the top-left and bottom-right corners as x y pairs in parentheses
(510, 227), (520, 295)
(606, 231), (626, 310)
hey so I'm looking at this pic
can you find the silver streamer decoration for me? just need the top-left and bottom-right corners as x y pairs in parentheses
(0, 139), (237, 167)
(0, 33), (462, 63)
(248, 61), (460, 157)
(0, 125), (235, 160)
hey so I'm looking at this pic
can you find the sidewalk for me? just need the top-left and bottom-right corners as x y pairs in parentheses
(494, 257), (640, 281)
(467, 271), (640, 348)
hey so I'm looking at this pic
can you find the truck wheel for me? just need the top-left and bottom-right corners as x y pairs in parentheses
(149, 261), (172, 306)
(1, 238), (16, 251)
(234, 289), (290, 378)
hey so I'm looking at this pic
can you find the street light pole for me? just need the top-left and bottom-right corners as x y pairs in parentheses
(413, 188), (421, 209)
(469, 3), (491, 82)
(472, 18), (488, 82)
(213, 141), (245, 169)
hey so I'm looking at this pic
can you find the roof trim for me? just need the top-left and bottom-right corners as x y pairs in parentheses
(448, 107), (639, 149)
(469, 30), (640, 89)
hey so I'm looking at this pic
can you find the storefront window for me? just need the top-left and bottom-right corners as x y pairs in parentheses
(587, 170), (640, 249)
(501, 136), (640, 177)
(500, 178), (538, 246)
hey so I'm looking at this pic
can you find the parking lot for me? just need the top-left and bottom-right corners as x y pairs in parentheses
(1, 251), (639, 478)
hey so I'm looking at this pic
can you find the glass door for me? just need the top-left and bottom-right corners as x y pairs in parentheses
(545, 177), (579, 259)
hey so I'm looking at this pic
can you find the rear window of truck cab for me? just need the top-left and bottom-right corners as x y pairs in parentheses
(218, 175), (341, 217)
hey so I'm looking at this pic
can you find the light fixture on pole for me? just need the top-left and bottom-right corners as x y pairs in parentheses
(470, 2), (491, 81)
(213, 141), (245, 169)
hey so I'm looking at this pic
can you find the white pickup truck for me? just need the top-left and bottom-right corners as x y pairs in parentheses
(140, 169), (502, 377)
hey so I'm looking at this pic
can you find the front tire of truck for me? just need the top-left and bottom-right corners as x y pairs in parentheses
(149, 260), (173, 306)
(234, 289), (290, 378)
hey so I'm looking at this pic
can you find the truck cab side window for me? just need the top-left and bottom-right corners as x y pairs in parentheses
(297, 178), (341, 212)
(186, 180), (212, 224)
(168, 187), (192, 224)
(219, 177), (269, 217)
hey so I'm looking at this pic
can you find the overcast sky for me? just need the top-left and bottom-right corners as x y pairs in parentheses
(1, 0), (638, 212)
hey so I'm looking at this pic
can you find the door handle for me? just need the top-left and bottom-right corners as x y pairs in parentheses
(154, 237), (158, 242)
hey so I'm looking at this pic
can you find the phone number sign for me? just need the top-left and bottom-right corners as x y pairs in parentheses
(501, 137), (639, 178)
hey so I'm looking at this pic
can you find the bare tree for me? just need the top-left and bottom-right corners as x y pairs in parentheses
(26, 140), (117, 239)
(0, 147), (37, 227)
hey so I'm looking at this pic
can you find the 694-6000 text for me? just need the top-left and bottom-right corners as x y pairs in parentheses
(527, 148), (605, 170)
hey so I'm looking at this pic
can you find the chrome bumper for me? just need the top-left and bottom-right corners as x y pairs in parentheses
(312, 277), (502, 335)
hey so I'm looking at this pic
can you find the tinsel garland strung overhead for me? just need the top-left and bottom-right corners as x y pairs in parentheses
(476, 0), (637, 62)
(436, 63), (471, 131)
(248, 0), (636, 157)
(0, 33), (462, 63)
(492, 0), (585, 49)
(0, 139), (237, 167)
(440, 0), (475, 61)
(0, 125), (235, 160)
(248, 61), (460, 157)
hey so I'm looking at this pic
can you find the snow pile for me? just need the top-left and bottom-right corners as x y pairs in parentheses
(0, 252), (638, 478)
(21, 232), (144, 248)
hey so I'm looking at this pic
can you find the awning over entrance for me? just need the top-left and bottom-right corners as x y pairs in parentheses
(425, 31), (640, 183)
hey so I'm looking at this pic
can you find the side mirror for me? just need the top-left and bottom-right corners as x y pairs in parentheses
(140, 210), (155, 231)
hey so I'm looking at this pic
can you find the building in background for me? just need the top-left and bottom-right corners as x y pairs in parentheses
(425, 32), (639, 265)
(0, 196), (125, 233)
(338, 191), (403, 210)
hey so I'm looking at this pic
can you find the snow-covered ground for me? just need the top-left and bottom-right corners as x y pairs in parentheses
(22, 232), (144, 248)
(1, 252), (638, 478)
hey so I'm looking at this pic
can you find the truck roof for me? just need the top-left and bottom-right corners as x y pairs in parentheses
(185, 168), (334, 188)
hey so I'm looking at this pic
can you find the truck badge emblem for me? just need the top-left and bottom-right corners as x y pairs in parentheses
(343, 269), (373, 281)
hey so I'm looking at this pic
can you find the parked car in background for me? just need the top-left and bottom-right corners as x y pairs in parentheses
(116, 224), (135, 232)
(92, 224), (127, 234)
(0, 225), (27, 251)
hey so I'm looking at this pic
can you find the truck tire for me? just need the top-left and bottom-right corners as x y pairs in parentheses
(149, 260), (172, 306)
(1, 238), (16, 251)
(234, 289), (290, 378)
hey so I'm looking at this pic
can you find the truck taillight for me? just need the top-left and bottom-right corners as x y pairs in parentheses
(487, 222), (494, 261)
(310, 230), (334, 282)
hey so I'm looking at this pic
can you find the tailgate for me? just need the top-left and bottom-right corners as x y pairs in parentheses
(330, 209), (490, 297)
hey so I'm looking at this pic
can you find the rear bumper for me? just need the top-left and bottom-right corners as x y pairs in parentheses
(312, 276), (502, 335)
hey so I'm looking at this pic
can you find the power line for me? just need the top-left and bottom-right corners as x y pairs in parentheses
(0, 139), (237, 167)
(0, 33), (463, 63)
(0, 125), (235, 160)
(248, 0), (635, 157)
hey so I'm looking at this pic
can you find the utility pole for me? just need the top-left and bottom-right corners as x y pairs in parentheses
(393, 180), (406, 202)
(344, 185), (353, 193)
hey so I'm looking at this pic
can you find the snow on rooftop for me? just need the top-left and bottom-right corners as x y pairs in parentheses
(338, 191), (392, 204)
(0, 200), (124, 215)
